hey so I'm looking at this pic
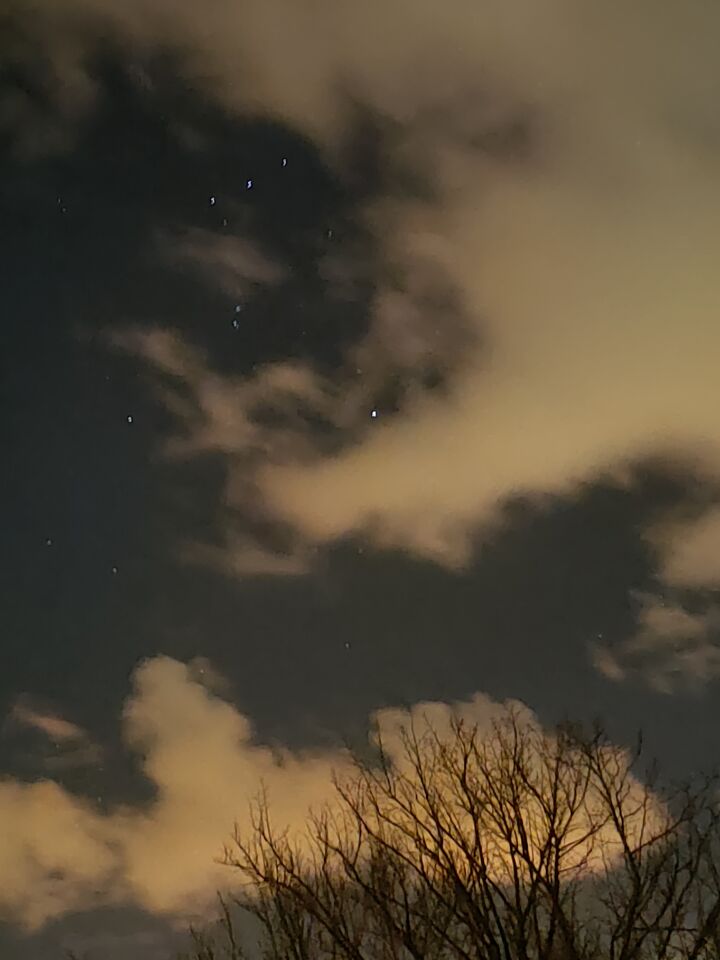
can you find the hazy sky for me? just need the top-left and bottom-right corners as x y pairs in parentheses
(4, 1), (720, 956)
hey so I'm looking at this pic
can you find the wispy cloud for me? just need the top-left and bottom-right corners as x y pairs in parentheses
(10, 703), (88, 744)
(6, 701), (104, 773)
(10, 0), (720, 684)
(591, 593), (720, 694)
(163, 230), (287, 298)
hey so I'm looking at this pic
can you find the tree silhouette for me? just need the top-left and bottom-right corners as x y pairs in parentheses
(79, 707), (720, 960)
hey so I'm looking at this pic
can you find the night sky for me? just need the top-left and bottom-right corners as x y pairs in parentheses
(4, 2), (720, 957)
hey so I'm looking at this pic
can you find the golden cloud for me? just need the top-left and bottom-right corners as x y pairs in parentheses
(0, 657), (665, 930)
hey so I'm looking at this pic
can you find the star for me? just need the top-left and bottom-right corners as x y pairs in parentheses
(370, 409), (378, 419)
(45, 538), (53, 547)
(246, 179), (253, 190)
(209, 196), (216, 206)
(126, 415), (133, 424)
(111, 566), (118, 574)
(281, 157), (287, 167)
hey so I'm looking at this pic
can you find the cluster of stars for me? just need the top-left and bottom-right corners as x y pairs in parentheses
(44, 151), (355, 667)
(48, 148), (374, 688)
(204, 157), (345, 345)
(211, 157), (294, 331)
(206, 154), (292, 222)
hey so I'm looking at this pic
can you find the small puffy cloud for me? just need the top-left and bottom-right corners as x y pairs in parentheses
(5, 700), (104, 771)
(592, 507), (720, 691)
(9, 703), (87, 743)
(591, 593), (720, 694)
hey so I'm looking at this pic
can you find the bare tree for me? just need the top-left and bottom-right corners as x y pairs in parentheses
(197, 708), (720, 960)
(65, 709), (716, 960)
